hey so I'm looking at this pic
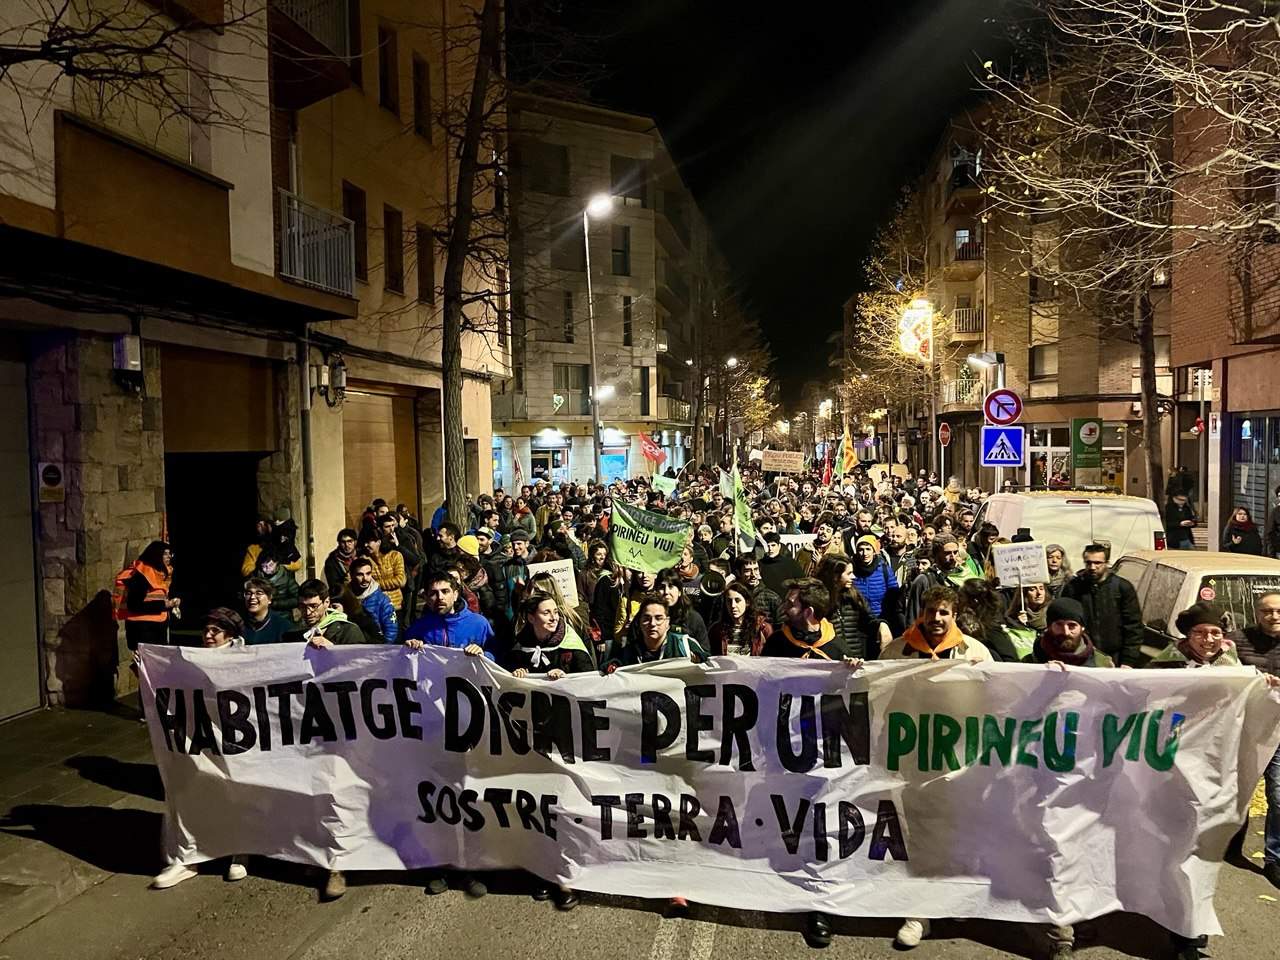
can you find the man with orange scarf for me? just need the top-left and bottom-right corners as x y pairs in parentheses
(879, 584), (992, 951)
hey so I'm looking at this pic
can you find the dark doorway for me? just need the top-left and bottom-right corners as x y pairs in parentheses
(164, 452), (264, 639)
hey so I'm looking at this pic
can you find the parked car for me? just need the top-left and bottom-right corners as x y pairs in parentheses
(1111, 550), (1280, 659)
(974, 491), (1166, 566)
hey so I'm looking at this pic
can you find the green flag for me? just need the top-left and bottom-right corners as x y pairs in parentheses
(609, 500), (693, 573)
(733, 465), (757, 544)
(651, 474), (677, 496)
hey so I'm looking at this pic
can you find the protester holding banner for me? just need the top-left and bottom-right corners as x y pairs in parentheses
(881, 585), (992, 663)
(402, 573), (496, 661)
(604, 593), (708, 671)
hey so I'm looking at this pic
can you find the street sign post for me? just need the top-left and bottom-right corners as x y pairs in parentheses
(983, 389), (1023, 426)
(938, 423), (951, 447)
(981, 425), (1025, 468)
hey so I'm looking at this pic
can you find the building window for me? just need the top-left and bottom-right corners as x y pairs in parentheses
(378, 26), (399, 116)
(562, 290), (575, 342)
(637, 365), (651, 416)
(1030, 274), (1057, 302)
(622, 295), (633, 346)
(1030, 343), (1058, 379)
(348, 0), (362, 87)
(412, 55), (432, 141)
(611, 224), (631, 276)
(342, 180), (368, 281)
(550, 217), (585, 271)
(553, 363), (590, 415)
(521, 139), (569, 196)
(1155, 334), (1171, 368)
(610, 155), (648, 207)
(416, 223), (434, 303)
(954, 228), (971, 251)
(384, 204), (404, 293)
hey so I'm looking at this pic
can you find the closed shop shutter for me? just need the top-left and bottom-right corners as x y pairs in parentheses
(161, 345), (276, 452)
(0, 338), (39, 718)
(342, 390), (419, 527)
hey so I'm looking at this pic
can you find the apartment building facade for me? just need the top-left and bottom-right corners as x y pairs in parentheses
(890, 125), (1174, 493)
(1170, 91), (1280, 537)
(0, 0), (501, 717)
(495, 96), (714, 487)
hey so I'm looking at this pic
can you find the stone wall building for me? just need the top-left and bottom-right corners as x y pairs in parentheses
(0, 0), (502, 717)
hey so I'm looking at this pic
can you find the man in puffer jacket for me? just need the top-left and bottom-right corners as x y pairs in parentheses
(349, 556), (398, 643)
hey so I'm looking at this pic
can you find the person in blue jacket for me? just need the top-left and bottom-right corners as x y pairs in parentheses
(403, 572), (496, 659)
(349, 556), (398, 643)
(851, 534), (903, 634)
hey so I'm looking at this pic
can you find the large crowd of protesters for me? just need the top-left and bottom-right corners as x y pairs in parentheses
(116, 461), (1280, 960)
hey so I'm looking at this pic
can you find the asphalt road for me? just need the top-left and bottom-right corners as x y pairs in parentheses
(2, 825), (1278, 960)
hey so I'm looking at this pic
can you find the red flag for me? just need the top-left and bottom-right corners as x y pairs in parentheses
(640, 434), (667, 464)
(821, 444), (833, 486)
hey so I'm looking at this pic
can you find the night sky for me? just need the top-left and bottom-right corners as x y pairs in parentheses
(565, 0), (1008, 405)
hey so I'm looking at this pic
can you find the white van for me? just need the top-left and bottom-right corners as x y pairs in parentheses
(973, 491), (1166, 565)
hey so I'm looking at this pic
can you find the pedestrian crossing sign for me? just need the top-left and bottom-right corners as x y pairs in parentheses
(981, 425), (1025, 467)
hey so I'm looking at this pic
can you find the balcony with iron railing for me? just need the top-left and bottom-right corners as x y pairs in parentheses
(942, 378), (983, 408)
(942, 238), (984, 280)
(269, 0), (351, 110)
(278, 188), (356, 297)
(657, 394), (692, 423)
(949, 306), (984, 341)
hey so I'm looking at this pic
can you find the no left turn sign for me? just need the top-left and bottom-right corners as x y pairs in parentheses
(983, 389), (1023, 426)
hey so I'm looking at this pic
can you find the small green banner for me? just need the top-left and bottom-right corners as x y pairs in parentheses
(733, 465), (757, 543)
(651, 474), (677, 495)
(1071, 418), (1103, 471)
(609, 500), (692, 573)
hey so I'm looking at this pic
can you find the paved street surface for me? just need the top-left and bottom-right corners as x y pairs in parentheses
(1, 705), (1277, 960)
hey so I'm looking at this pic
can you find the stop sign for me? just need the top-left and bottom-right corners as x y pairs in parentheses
(939, 423), (952, 447)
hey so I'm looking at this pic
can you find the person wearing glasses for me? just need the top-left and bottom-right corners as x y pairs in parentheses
(240, 577), (293, 645)
(604, 593), (708, 673)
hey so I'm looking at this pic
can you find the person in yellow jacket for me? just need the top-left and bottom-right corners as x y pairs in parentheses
(360, 532), (405, 610)
(240, 514), (304, 578)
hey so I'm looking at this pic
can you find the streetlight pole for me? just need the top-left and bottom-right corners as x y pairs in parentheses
(582, 196), (612, 485)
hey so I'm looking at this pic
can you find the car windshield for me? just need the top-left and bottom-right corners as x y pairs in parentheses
(1204, 575), (1280, 635)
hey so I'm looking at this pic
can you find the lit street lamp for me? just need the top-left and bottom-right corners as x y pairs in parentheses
(583, 193), (613, 483)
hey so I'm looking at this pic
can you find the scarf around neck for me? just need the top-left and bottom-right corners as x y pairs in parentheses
(901, 621), (966, 659)
(781, 621), (837, 659)
(1040, 629), (1095, 666)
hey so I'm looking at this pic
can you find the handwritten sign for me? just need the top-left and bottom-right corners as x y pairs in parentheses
(991, 542), (1050, 586)
(528, 558), (579, 607)
(760, 450), (805, 473)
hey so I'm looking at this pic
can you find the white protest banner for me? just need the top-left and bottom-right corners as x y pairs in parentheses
(778, 533), (816, 558)
(991, 542), (1051, 586)
(141, 646), (1280, 938)
(760, 450), (805, 473)
(528, 558), (578, 607)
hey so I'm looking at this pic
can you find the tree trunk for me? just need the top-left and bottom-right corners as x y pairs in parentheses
(1137, 291), (1164, 504)
(440, 0), (500, 525)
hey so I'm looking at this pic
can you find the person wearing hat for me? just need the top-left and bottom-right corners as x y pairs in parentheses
(496, 527), (533, 628)
(1025, 596), (1114, 668)
(1148, 602), (1240, 668)
(851, 533), (903, 634)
